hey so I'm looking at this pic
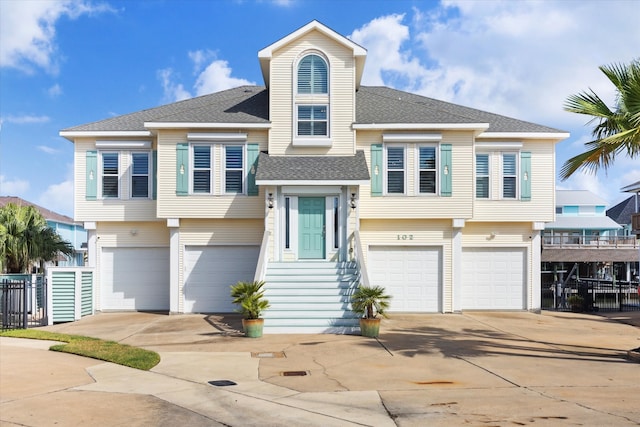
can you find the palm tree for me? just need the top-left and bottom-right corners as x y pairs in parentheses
(0, 203), (74, 273)
(560, 58), (640, 180)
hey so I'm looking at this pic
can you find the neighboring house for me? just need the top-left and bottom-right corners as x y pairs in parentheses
(541, 190), (638, 287)
(60, 21), (569, 332)
(0, 196), (87, 269)
(608, 181), (640, 238)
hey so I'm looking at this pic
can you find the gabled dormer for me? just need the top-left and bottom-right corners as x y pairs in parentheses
(258, 20), (367, 155)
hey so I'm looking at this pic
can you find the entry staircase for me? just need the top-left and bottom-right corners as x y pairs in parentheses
(262, 261), (361, 334)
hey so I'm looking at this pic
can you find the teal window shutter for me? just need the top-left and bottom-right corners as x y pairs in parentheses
(247, 144), (259, 196)
(440, 144), (452, 197)
(176, 143), (189, 196)
(86, 150), (97, 200)
(521, 151), (531, 201)
(371, 144), (383, 196)
(152, 150), (158, 200)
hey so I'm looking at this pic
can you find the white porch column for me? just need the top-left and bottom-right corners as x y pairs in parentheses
(531, 222), (545, 312)
(451, 218), (465, 312)
(167, 218), (180, 314)
(83, 222), (97, 268)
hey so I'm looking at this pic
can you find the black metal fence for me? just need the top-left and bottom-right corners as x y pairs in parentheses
(1, 277), (47, 330)
(542, 279), (640, 312)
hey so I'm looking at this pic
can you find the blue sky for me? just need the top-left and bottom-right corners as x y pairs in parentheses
(1, 0), (639, 218)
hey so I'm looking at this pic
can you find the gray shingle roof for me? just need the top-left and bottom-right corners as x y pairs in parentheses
(62, 84), (564, 134)
(607, 195), (639, 225)
(62, 86), (269, 132)
(256, 150), (370, 182)
(355, 86), (565, 133)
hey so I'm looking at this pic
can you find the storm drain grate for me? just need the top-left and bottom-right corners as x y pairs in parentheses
(251, 351), (286, 358)
(208, 380), (237, 387)
(281, 371), (308, 377)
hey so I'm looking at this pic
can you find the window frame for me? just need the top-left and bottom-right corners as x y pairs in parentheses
(501, 152), (518, 199)
(190, 144), (213, 194)
(130, 151), (151, 199)
(296, 104), (329, 138)
(416, 144), (438, 195)
(293, 51), (331, 146)
(385, 145), (407, 195)
(223, 145), (245, 195)
(296, 53), (328, 95)
(475, 153), (490, 199)
(100, 151), (120, 199)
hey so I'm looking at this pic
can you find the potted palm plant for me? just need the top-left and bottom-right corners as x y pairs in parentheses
(230, 280), (270, 338)
(350, 284), (391, 338)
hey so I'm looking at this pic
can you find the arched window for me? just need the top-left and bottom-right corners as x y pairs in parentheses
(297, 54), (328, 94)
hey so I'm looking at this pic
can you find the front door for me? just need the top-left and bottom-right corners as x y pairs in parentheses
(298, 197), (325, 259)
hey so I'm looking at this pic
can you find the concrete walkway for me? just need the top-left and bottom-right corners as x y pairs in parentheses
(1, 311), (639, 426)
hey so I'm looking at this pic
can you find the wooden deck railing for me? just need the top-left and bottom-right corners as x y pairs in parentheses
(542, 235), (638, 248)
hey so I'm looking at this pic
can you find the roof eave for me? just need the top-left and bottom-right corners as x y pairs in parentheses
(353, 122), (489, 136)
(144, 122), (271, 129)
(479, 132), (570, 140)
(256, 179), (370, 186)
(59, 130), (152, 141)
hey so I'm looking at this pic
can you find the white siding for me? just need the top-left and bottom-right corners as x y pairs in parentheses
(269, 29), (356, 156)
(356, 130), (474, 219)
(472, 140), (556, 222)
(156, 129), (268, 218)
(74, 139), (159, 222)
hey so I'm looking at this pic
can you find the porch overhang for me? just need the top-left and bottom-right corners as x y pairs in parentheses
(541, 248), (639, 262)
(255, 150), (370, 186)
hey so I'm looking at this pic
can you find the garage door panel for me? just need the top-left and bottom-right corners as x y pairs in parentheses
(368, 246), (442, 313)
(101, 248), (170, 311)
(184, 246), (259, 313)
(462, 248), (525, 310)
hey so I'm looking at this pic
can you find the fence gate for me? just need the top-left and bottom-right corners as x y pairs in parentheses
(1, 275), (47, 330)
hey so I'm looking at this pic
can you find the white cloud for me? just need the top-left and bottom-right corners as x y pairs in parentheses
(47, 83), (63, 97)
(37, 145), (59, 154)
(158, 68), (191, 102)
(193, 60), (254, 96)
(1, 114), (51, 125)
(38, 179), (74, 218)
(0, 175), (30, 196)
(159, 54), (254, 102)
(0, 0), (115, 73)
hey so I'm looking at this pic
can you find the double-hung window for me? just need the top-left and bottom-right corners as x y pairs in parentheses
(224, 145), (244, 194)
(101, 152), (119, 198)
(297, 105), (327, 137)
(295, 53), (330, 144)
(418, 146), (437, 194)
(475, 154), (490, 199)
(502, 153), (517, 199)
(386, 146), (405, 194)
(192, 145), (212, 194)
(131, 152), (150, 198)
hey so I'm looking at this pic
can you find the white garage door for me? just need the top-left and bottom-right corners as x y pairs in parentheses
(183, 246), (260, 313)
(368, 246), (442, 312)
(101, 247), (170, 311)
(462, 248), (526, 310)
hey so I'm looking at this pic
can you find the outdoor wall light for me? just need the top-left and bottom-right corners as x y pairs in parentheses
(350, 193), (357, 209)
(267, 193), (274, 209)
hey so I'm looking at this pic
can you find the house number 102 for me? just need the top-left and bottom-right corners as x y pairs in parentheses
(397, 234), (414, 240)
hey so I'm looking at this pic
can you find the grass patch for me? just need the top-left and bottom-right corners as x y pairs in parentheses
(0, 329), (160, 371)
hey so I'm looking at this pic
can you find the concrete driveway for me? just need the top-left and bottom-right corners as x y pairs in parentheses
(1, 311), (639, 426)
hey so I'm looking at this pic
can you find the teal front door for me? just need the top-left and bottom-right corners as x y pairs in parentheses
(298, 197), (325, 259)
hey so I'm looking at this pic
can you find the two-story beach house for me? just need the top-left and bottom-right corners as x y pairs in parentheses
(61, 21), (569, 332)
